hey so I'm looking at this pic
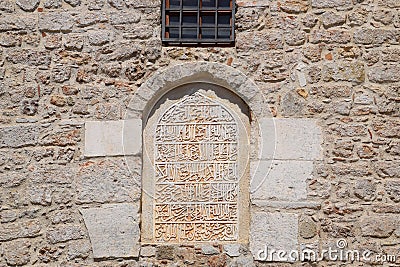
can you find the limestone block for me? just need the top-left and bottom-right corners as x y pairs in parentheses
(80, 203), (140, 259)
(250, 212), (298, 262)
(258, 118), (322, 160)
(84, 119), (142, 157)
(0, 125), (39, 148)
(250, 160), (312, 201)
(39, 12), (74, 32)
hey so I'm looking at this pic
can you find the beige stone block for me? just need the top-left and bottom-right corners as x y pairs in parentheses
(258, 118), (322, 160)
(250, 160), (312, 201)
(250, 212), (298, 262)
(84, 119), (142, 157)
(80, 203), (140, 259)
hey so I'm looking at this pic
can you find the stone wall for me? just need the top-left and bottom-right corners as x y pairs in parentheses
(0, 0), (399, 266)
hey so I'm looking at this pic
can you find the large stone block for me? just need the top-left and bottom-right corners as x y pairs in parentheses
(75, 158), (141, 204)
(84, 119), (142, 157)
(80, 203), (140, 259)
(0, 125), (39, 148)
(368, 65), (400, 83)
(250, 212), (298, 262)
(250, 160), (312, 201)
(258, 118), (322, 160)
(0, 220), (41, 241)
(39, 12), (74, 32)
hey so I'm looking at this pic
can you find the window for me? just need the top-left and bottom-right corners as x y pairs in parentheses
(162, 0), (235, 46)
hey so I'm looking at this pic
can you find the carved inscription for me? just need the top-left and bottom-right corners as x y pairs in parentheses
(154, 92), (239, 242)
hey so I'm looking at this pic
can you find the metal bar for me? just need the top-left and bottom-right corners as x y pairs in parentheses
(179, 0), (183, 39)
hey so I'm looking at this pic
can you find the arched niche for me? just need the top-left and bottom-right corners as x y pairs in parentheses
(141, 84), (250, 244)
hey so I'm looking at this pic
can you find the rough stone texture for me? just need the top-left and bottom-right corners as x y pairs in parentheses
(0, 125), (39, 148)
(250, 212), (298, 262)
(80, 203), (140, 259)
(0, 0), (398, 265)
(0, 220), (41, 241)
(39, 12), (74, 32)
(75, 158), (141, 204)
(84, 119), (142, 157)
(47, 225), (85, 244)
(251, 160), (312, 201)
(16, 0), (40, 11)
(223, 244), (241, 257)
(3, 240), (31, 266)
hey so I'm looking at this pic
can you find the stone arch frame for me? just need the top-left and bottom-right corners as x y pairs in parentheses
(124, 62), (275, 244)
(126, 62), (271, 121)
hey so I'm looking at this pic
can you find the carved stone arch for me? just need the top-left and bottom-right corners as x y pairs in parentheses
(141, 85), (251, 244)
(125, 62), (272, 122)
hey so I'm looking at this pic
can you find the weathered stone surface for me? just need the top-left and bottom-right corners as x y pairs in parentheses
(47, 225), (85, 243)
(279, 0), (308, 13)
(201, 245), (219, 255)
(368, 65), (400, 83)
(285, 30), (306, 46)
(333, 162), (371, 177)
(250, 212), (298, 261)
(64, 34), (84, 51)
(322, 61), (365, 83)
(311, 0), (352, 8)
(237, 31), (284, 51)
(0, 0), (14, 12)
(372, 119), (400, 138)
(87, 30), (112, 46)
(310, 84), (352, 98)
(258, 118), (322, 160)
(44, 0), (63, 8)
(373, 9), (394, 25)
(354, 180), (376, 201)
(299, 217), (317, 239)
(156, 246), (175, 260)
(361, 216), (397, 238)
(39, 12), (74, 32)
(84, 119), (142, 156)
(40, 127), (81, 147)
(310, 29), (351, 44)
(354, 28), (400, 45)
(385, 181), (400, 203)
(0, 171), (26, 188)
(76, 11), (108, 27)
(140, 246), (156, 257)
(251, 160), (312, 201)
(109, 11), (141, 25)
(51, 66), (71, 83)
(75, 159), (140, 204)
(321, 11), (346, 28)
(208, 254), (226, 267)
(348, 7), (369, 26)
(80, 203), (140, 258)
(65, 0), (81, 7)
(374, 161), (400, 178)
(66, 240), (91, 260)
(3, 240), (31, 266)
(223, 244), (241, 257)
(16, 0), (39, 11)
(6, 49), (51, 66)
(0, 0), (398, 263)
(0, 125), (39, 148)
(0, 220), (41, 241)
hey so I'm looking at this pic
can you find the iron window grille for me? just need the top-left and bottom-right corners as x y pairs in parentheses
(162, 0), (235, 46)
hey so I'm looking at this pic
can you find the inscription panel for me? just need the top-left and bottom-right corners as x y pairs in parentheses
(154, 92), (239, 242)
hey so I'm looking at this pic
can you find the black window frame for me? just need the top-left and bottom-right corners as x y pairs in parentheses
(162, 0), (236, 46)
